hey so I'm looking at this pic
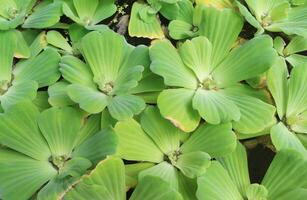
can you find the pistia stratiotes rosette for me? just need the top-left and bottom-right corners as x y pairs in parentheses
(197, 142), (307, 200)
(236, 0), (307, 37)
(60, 29), (147, 120)
(114, 106), (237, 199)
(0, 30), (61, 111)
(62, 0), (116, 29)
(129, 0), (182, 39)
(267, 59), (307, 153)
(0, 101), (117, 200)
(60, 157), (183, 200)
(150, 34), (277, 132)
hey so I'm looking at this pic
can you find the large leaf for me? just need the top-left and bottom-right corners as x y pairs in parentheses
(198, 5), (243, 66)
(107, 95), (145, 120)
(0, 101), (50, 160)
(267, 57), (288, 119)
(13, 48), (61, 87)
(38, 106), (83, 157)
(139, 162), (179, 190)
(150, 39), (198, 89)
(73, 128), (118, 164)
(91, 0), (117, 24)
(140, 106), (182, 154)
(46, 31), (73, 53)
(0, 80), (38, 110)
(157, 88), (200, 132)
(179, 36), (213, 81)
(213, 35), (277, 87)
(73, 0), (98, 22)
(0, 30), (15, 83)
(262, 149), (307, 199)
(130, 176), (183, 200)
(270, 122), (306, 155)
(196, 161), (243, 200)
(67, 84), (110, 114)
(192, 89), (240, 124)
(63, 157), (126, 200)
(175, 151), (211, 178)
(59, 55), (96, 88)
(114, 118), (164, 163)
(0, 149), (57, 200)
(81, 30), (128, 88)
(222, 89), (276, 134)
(48, 81), (75, 107)
(23, 2), (62, 28)
(218, 142), (250, 197)
(286, 63), (307, 117)
(181, 123), (236, 157)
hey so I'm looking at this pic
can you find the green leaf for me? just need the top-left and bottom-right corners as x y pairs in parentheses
(58, 157), (92, 179)
(150, 39), (197, 89)
(267, 57), (288, 119)
(287, 63), (307, 117)
(114, 118), (164, 163)
(175, 151), (211, 178)
(0, 149), (57, 200)
(192, 89), (240, 124)
(157, 88), (200, 132)
(139, 162), (179, 190)
(23, 2), (62, 28)
(38, 106), (83, 157)
(197, 161), (243, 200)
(48, 81), (75, 107)
(235, 1), (264, 35)
(222, 89), (276, 134)
(291, 110), (307, 134)
(0, 101), (50, 160)
(60, 55), (96, 88)
(140, 106), (182, 154)
(284, 35), (307, 55)
(0, 80), (38, 110)
(73, 0), (98, 22)
(63, 157), (126, 200)
(74, 114), (101, 146)
(181, 123), (236, 157)
(73, 128), (118, 165)
(92, 0), (117, 24)
(37, 177), (77, 200)
(270, 122), (306, 155)
(218, 142), (251, 197)
(213, 35), (276, 87)
(262, 149), (307, 199)
(46, 31), (73, 53)
(67, 84), (109, 114)
(14, 30), (31, 58)
(107, 95), (145, 120)
(81, 30), (128, 89)
(179, 36), (213, 81)
(286, 54), (307, 67)
(0, 30), (15, 83)
(13, 48), (61, 87)
(130, 176), (183, 200)
(177, 172), (198, 200)
(168, 20), (196, 40)
(198, 5), (243, 66)
(128, 2), (164, 39)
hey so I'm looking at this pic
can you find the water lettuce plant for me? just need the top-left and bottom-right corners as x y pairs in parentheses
(0, 0), (307, 199)
(150, 34), (276, 132)
(60, 29), (147, 120)
(0, 101), (117, 200)
(114, 106), (236, 199)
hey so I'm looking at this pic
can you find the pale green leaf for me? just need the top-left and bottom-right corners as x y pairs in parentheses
(157, 88), (200, 132)
(114, 118), (164, 163)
